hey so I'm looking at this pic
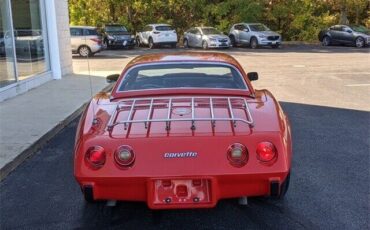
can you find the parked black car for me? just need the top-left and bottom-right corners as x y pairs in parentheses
(100, 24), (135, 49)
(318, 25), (370, 48)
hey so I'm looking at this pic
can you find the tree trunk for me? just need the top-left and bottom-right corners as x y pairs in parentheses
(110, 3), (116, 22)
(339, 1), (349, 25)
(355, 6), (360, 24)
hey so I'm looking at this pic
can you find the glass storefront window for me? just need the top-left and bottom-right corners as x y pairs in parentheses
(11, 0), (49, 80)
(0, 0), (17, 87)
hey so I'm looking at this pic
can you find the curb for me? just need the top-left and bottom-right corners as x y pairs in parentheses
(0, 84), (113, 181)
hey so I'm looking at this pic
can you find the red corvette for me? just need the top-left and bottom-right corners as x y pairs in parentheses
(74, 52), (292, 209)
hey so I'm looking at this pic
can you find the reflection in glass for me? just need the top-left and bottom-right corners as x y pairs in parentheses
(0, 0), (17, 87)
(11, 0), (49, 79)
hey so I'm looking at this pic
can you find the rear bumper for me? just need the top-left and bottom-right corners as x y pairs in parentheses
(154, 41), (177, 47)
(90, 44), (102, 53)
(77, 171), (289, 209)
(258, 38), (282, 46)
(107, 39), (136, 47)
(208, 40), (230, 48)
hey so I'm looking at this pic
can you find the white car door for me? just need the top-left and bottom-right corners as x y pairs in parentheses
(70, 28), (83, 52)
(142, 26), (152, 44)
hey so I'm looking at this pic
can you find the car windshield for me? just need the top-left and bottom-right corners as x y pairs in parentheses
(106, 26), (127, 32)
(155, 26), (173, 31)
(202, 28), (222, 35)
(118, 63), (247, 91)
(249, 24), (270, 32)
(350, 25), (369, 33)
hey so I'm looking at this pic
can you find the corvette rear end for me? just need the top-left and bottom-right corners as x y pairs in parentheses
(74, 52), (292, 209)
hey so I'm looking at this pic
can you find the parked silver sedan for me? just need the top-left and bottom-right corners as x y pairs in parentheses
(183, 27), (230, 49)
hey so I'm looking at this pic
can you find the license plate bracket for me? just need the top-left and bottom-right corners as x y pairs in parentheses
(151, 179), (211, 205)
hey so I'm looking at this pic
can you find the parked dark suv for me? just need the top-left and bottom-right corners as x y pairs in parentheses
(318, 25), (369, 48)
(101, 24), (135, 49)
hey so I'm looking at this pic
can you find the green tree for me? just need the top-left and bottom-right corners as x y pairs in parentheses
(68, 0), (369, 41)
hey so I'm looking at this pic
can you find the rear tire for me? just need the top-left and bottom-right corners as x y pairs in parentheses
(322, 36), (331, 46)
(83, 188), (96, 203)
(355, 37), (365, 48)
(78, 45), (91, 57)
(250, 37), (258, 49)
(277, 172), (290, 199)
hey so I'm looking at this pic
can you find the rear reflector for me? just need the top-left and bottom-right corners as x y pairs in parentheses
(256, 142), (277, 162)
(227, 143), (248, 167)
(85, 146), (106, 169)
(114, 145), (135, 167)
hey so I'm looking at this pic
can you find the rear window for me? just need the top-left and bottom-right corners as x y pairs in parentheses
(155, 26), (173, 31)
(118, 63), (247, 91)
(202, 28), (222, 35)
(105, 26), (128, 32)
(249, 24), (269, 32)
(70, 28), (83, 36)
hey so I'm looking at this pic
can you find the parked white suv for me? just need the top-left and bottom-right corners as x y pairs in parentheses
(70, 26), (102, 57)
(136, 24), (177, 49)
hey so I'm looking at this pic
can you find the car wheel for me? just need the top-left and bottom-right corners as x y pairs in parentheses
(322, 36), (331, 46)
(78, 45), (91, 57)
(183, 39), (189, 48)
(148, 38), (155, 49)
(355, 37), (365, 48)
(202, 40), (208, 50)
(229, 35), (236, 47)
(250, 37), (258, 49)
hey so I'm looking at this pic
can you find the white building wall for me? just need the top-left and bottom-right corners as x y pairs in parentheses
(55, 0), (72, 76)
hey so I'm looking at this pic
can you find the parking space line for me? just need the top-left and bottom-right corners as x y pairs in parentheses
(345, 84), (370, 87)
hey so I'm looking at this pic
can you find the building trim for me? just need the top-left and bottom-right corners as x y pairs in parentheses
(44, 0), (62, 79)
(0, 71), (53, 102)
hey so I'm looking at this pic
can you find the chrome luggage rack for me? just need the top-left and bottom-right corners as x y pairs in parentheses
(106, 96), (254, 132)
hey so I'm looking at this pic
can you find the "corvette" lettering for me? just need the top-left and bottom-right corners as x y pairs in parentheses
(164, 152), (198, 158)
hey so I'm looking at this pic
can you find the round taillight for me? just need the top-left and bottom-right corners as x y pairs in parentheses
(115, 145), (135, 167)
(256, 142), (277, 162)
(85, 146), (106, 168)
(227, 143), (248, 167)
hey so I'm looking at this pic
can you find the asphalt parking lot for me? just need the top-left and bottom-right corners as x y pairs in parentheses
(1, 45), (369, 229)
